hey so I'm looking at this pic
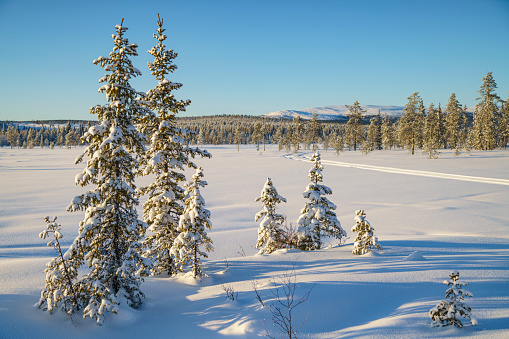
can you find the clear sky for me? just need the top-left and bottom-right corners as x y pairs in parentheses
(1, 0), (508, 120)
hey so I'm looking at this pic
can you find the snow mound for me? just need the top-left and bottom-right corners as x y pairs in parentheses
(218, 317), (255, 335)
(404, 251), (426, 261)
(361, 250), (382, 257)
(174, 272), (213, 286)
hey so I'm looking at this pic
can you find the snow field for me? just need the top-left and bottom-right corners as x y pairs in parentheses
(0, 145), (508, 338)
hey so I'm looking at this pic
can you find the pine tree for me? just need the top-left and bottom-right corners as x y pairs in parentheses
(422, 103), (442, 159)
(292, 116), (303, 152)
(499, 97), (509, 149)
(472, 71), (501, 150)
(381, 114), (394, 150)
(365, 117), (378, 153)
(27, 128), (35, 149)
(399, 92), (424, 155)
(416, 98), (426, 148)
(437, 104), (447, 149)
(6, 125), (17, 149)
(297, 152), (345, 250)
(345, 100), (365, 151)
(65, 20), (149, 324)
(332, 132), (344, 155)
(171, 168), (213, 278)
(351, 210), (382, 255)
(375, 110), (383, 150)
(234, 125), (243, 151)
(430, 271), (477, 328)
(253, 122), (262, 151)
(445, 93), (467, 151)
(139, 15), (211, 277)
(275, 125), (284, 151)
(308, 113), (322, 150)
(255, 178), (287, 254)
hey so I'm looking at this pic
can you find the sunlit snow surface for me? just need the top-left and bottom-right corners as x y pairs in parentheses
(1, 146), (508, 338)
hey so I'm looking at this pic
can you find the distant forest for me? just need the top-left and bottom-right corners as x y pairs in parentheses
(1, 88), (508, 157)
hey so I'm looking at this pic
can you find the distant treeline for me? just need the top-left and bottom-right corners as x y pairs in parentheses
(0, 121), (92, 149)
(1, 84), (508, 156)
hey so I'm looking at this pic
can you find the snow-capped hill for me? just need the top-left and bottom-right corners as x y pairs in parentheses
(265, 104), (478, 121)
(264, 105), (406, 120)
(263, 109), (344, 121)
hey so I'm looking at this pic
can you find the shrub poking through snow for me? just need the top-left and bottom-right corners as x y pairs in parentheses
(255, 178), (287, 254)
(297, 152), (346, 250)
(36, 217), (79, 316)
(222, 284), (238, 301)
(258, 268), (314, 339)
(430, 271), (477, 328)
(139, 14), (210, 276)
(171, 168), (213, 278)
(351, 210), (382, 255)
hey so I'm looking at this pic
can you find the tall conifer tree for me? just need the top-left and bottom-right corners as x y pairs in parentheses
(345, 100), (365, 151)
(499, 96), (509, 149)
(399, 92), (424, 154)
(472, 71), (500, 150)
(65, 19), (149, 324)
(445, 93), (467, 150)
(139, 14), (210, 276)
(422, 103), (442, 159)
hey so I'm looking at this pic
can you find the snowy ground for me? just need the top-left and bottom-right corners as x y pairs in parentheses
(1, 145), (508, 338)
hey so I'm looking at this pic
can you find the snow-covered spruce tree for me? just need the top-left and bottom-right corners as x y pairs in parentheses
(381, 114), (395, 150)
(253, 122), (262, 151)
(308, 113), (322, 151)
(422, 103), (442, 159)
(399, 92), (424, 155)
(171, 168), (213, 278)
(365, 117), (378, 153)
(332, 133), (344, 155)
(255, 178), (287, 254)
(351, 210), (382, 255)
(375, 110), (383, 150)
(500, 96), (509, 149)
(36, 217), (80, 315)
(345, 100), (365, 151)
(472, 71), (501, 150)
(297, 152), (346, 250)
(430, 271), (477, 328)
(139, 14), (211, 276)
(445, 93), (468, 151)
(292, 116), (303, 152)
(65, 20), (150, 324)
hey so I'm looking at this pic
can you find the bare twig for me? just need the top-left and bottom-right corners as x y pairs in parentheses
(260, 266), (314, 339)
(252, 280), (265, 307)
(221, 284), (238, 301)
(223, 257), (230, 272)
(238, 245), (246, 257)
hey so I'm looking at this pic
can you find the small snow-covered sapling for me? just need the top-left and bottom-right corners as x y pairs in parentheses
(36, 216), (79, 315)
(255, 177), (287, 254)
(351, 210), (382, 255)
(430, 271), (477, 328)
(297, 152), (346, 250)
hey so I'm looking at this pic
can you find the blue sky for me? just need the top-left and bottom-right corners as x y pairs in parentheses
(0, 0), (508, 120)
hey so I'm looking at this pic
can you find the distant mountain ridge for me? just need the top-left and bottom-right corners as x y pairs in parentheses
(263, 104), (477, 121)
(263, 105), (405, 121)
